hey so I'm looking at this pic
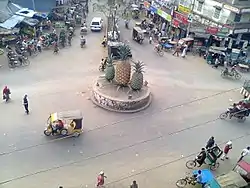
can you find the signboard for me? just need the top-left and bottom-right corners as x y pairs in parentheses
(157, 9), (172, 22)
(173, 11), (188, 25)
(234, 29), (249, 34)
(206, 26), (219, 35)
(149, 6), (157, 13)
(143, 1), (151, 10)
(178, 5), (191, 14)
(223, 4), (240, 13)
(241, 9), (250, 13)
(187, 13), (193, 23)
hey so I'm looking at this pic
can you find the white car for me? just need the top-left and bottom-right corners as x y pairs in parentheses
(90, 17), (103, 31)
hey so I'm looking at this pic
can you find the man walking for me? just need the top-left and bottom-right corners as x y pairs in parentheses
(238, 146), (250, 162)
(221, 140), (232, 160)
(23, 95), (29, 114)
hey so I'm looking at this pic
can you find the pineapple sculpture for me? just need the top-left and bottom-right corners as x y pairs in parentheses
(105, 55), (115, 81)
(130, 61), (145, 91)
(115, 44), (132, 86)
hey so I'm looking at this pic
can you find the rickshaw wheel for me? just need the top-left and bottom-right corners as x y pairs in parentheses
(176, 179), (188, 188)
(186, 160), (196, 169)
(235, 73), (242, 80)
(44, 129), (52, 136)
(60, 128), (68, 136)
(159, 51), (164, 57)
(219, 112), (228, 119)
(238, 116), (246, 123)
(73, 131), (80, 137)
(210, 162), (219, 171)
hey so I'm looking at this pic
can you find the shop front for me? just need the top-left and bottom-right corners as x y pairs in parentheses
(171, 11), (189, 39)
(143, 1), (172, 31)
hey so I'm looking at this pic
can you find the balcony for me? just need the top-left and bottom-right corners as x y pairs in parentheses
(214, 0), (250, 8)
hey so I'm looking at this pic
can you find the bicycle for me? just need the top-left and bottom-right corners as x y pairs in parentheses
(154, 46), (164, 57)
(176, 173), (196, 188)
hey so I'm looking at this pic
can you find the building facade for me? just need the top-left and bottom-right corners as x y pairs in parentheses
(178, 0), (250, 40)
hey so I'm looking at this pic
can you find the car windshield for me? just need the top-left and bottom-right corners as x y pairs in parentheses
(92, 22), (100, 25)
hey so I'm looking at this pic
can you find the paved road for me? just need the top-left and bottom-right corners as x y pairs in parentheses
(1, 6), (250, 188)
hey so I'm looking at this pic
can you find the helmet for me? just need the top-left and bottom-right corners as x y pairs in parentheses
(99, 171), (104, 175)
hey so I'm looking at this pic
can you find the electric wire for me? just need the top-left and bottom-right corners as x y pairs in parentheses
(1, 105), (249, 185)
(0, 86), (241, 157)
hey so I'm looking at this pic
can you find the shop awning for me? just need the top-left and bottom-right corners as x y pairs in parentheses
(0, 15), (25, 29)
(15, 8), (36, 18)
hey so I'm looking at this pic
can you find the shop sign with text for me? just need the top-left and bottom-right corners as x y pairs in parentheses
(206, 26), (219, 35)
(157, 9), (172, 22)
(143, 1), (151, 10)
(178, 5), (191, 14)
(223, 4), (240, 13)
(173, 11), (188, 25)
(149, 6), (157, 13)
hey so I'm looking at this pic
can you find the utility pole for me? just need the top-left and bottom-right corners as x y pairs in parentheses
(32, 0), (36, 10)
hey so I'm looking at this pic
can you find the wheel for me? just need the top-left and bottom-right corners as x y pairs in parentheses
(22, 58), (30, 66)
(176, 179), (188, 188)
(220, 71), (227, 78)
(219, 112), (228, 119)
(158, 51), (164, 57)
(185, 160), (197, 169)
(210, 162), (219, 171)
(8, 62), (15, 68)
(44, 129), (52, 136)
(60, 128), (68, 136)
(238, 116), (246, 123)
(73, 131), (80, 137)
(235, 73), (242, 80)
(0, 48), (4, 55)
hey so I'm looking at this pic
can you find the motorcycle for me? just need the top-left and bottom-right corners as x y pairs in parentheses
(3, 93), (10, 102)
(219, 106), (249, 122)
(221, 68), (241, 80)
(80, 39), (86, 48)
(8, 54), (20, 68)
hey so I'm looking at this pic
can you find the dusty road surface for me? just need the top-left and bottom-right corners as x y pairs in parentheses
(1, 5), (250, 188)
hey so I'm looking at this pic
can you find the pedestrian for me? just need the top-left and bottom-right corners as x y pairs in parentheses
(221, 140), (232, 160)
(181, 44), (188, 58)
(206, 136), (215, 149)
(23, 94), (29, 114)
(130, 180), (138, 188)
(37, 40), (42, 53)
(173, 44), (181, 57)
(238, 146), (250, 162)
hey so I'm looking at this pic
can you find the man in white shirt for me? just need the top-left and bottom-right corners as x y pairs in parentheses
(238, 146), (250, 162)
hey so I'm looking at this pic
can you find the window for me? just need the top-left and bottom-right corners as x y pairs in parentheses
(197, 2), (203, 12)
(213, 7), (221, 19)
(234, 13), (242, 22)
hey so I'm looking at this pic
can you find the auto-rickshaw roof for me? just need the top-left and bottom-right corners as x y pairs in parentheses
(133, 26), (144, 33)
(50, 110), (83, 121)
